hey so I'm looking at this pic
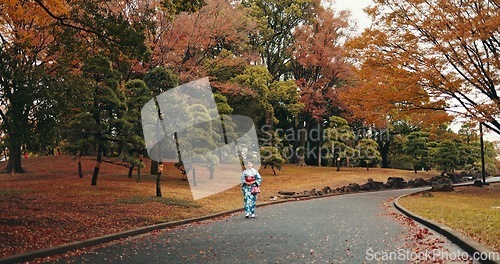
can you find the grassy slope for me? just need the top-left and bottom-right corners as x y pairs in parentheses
(202, 164), (439, 212)
(399, 185), (500, 251)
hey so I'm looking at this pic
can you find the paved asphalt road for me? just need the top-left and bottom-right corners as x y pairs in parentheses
(56, 187), (449, 264)
(56, 178), (500, 263)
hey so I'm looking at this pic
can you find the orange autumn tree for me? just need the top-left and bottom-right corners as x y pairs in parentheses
(343, 28), (451, 127)
(346, 0), (499, 135)
(339, 38), (452, 166)
(291, 5), (354, 165)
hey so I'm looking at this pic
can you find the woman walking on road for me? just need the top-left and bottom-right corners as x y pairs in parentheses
(241, 161), (262, 218)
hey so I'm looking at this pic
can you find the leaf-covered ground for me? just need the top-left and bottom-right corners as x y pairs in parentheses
(0, 156), (206, 257)
(0, 156), (440, 258)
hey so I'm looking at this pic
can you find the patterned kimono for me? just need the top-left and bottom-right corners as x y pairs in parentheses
(240, 167), (262, 215)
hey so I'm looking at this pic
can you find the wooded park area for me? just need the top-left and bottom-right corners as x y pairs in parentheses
(1, 0), (499, 183)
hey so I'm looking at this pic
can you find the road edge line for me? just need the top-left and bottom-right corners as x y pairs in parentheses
(0, 195), (305, 264)
(3, 181), (495, 263)
(0, 208), (244, 264)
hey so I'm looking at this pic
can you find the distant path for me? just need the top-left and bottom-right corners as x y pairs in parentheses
(57, 188), (446, 263)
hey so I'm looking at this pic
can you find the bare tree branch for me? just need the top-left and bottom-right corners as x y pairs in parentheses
(33, 0), (122, 45)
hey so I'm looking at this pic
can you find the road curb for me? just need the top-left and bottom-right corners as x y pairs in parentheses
(0, 195), (304, 264)
(1, 181), (496, 263)
(393, 188), (499, 264)
(0, 190), (376, 263)
(0, 208), (245, 264)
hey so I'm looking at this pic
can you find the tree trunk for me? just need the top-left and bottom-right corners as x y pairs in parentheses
(137, 164), (141, 182)
(90, 84), (102, 186)
(378, 139), (391, 168)
(156, 172), (162, 197)
(91, 162), (100, 186)
(237, 147), (244, 168)
(128, 164), (134, 178)
(174, 131), (185, 167)
(77, 152), (84, 178)
(156, 162), (162, 197)
(91, 142), (103, 186)
(78, 161), (83, 178)
(317, 123), (322, 167)
(4, 137), (25, 173)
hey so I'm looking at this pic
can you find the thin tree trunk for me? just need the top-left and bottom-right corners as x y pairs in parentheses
(91, 161), (101, 186)
(91, 142), (103, 186)
(128, 164), (134, 178)
(78, 161), (83, 178)
(156, 172), (162, 197)
(78, 162), (83, 178)
(237, 147), (244, 168)
(156, 162), (162, 197)
(378, 139), (391, 168)
(77, 151), (84, 178)
(137, 154), (142, 182)
(4, 136), (25, 173)
(317, 123), (322, 167)
(91, 84), (102, 186)
(174, 132), (182, 162)
(137, 164), (141, 182)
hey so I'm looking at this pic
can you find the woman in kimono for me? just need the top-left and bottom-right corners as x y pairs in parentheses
(241, 161), (262, 218)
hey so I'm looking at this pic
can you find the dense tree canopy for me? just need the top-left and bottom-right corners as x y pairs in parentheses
(347, 0), (499, 135)
(0, 0), (497, 178)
